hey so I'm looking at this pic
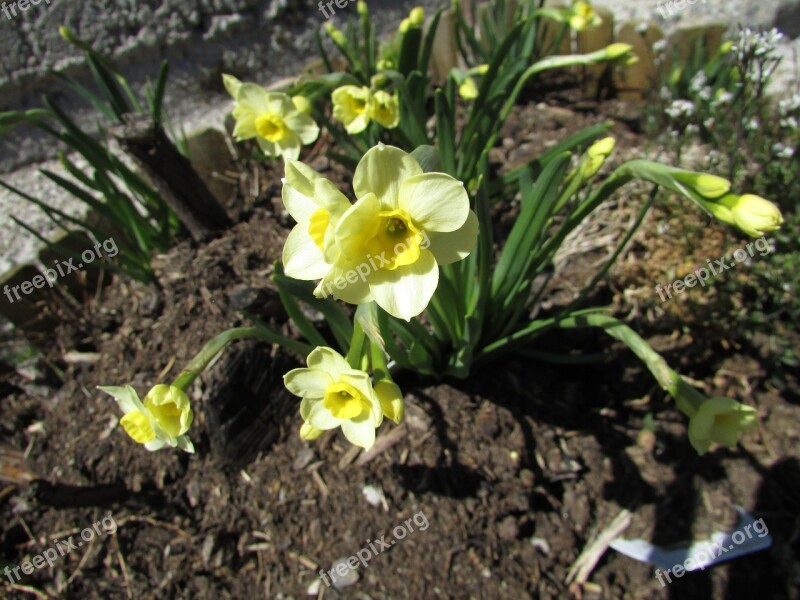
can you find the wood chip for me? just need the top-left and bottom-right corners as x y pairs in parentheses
(355, 424), (407, 466)
(566, 509), (632, 586)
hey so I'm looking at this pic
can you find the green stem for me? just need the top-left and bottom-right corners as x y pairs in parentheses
(171, 327), (313, 391)
(346, 320), (367, 369)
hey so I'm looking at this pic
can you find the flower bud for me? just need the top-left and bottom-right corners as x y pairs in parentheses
(300, 422), (324, 440)
(357, 0), (369, 17)
(409, 7), (425, 27)
(399, 17), (412, 34)
(375, 380), (405, 424)
(673, 171), (731, 199)
(718, 193), (784, 237)
(581, 136), (616, 178)
(459, 77), (479, 100)
(325, 23), (347, 47)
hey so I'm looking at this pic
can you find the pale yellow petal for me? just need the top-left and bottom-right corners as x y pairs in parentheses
(237, 83), (272, 113)
(426, 210), (479, 265)
(98, 385), (145, 414)
(284, 159), (322, 198)
(335, 192), (381, 260)
(255, 135), (279, 157)
(353, 144), (422, 209)
(369, 248), (439, 320)
(222, 73), (243, 99)
(284, 367), (332, 398)
(285, 112), (320, 145)
(307, 401), (343, 430)
(340, 417), (376, 449)
(282, 226), (330, 280)
(306, 346), (351, 380)
(399, 173), (469, 232)
(276, 132), (302, 160)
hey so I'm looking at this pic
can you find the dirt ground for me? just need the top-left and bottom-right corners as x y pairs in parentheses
(1, 91), (798, 600)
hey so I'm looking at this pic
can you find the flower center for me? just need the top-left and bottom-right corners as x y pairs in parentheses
(145, 398), (183, 437)
(350, 97), (367, 116)
(365, 210), (422, 271)
(255, 113), (287, 142)
(323, 382), (367, 420)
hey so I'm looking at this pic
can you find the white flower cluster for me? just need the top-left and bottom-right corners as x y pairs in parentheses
(772, 143), (795, 159)
(732, 27), (784, 62)
(665, 99), (696, 120)
(690, 71), (712, 101)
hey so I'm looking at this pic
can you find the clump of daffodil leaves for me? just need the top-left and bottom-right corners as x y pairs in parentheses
(101, 0), (781, 457)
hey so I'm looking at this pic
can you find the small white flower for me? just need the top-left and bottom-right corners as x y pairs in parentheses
(772, 143), (795, 159)
(746, 117), (760, 131)
(780, 116), (798, 130)
(653, 39), (668, 54)
(665, 99), (695, 120)
(690, 71), (708, 94)
(712, 91), (734, 107)
(778, 94), (800, 116)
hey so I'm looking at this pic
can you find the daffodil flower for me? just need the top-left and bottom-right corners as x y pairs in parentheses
(332, 85), (372, 134)
(318, 144), (478, 320)
(686, 397), (757, 454)
(99, 384), (195, 453)
(332, 86), (401, 134)
(284, 347), (384, 449)
(282, 159), (352, 280)
(370, 90), (401, 129)
(223, 74), (319, 160)
(567, 0), (602, 31)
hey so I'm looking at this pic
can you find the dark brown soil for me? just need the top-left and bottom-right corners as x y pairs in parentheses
(1, 94), (798, 600)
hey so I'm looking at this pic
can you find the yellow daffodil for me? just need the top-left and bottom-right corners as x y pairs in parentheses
(370, 90), (400, 129)
(99, 384), (194, 453)
(281, 145), (478, 319)
(332, 85), (372, 134)
(708, 193), (784, 238)
(321, 144), (478, 319)
(282, 159), (352, 280)
(568, 1), (602, 31)
(284, 347), (384, 449)
(686, 397), (757, 454)
(224, 74), (319, 160)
